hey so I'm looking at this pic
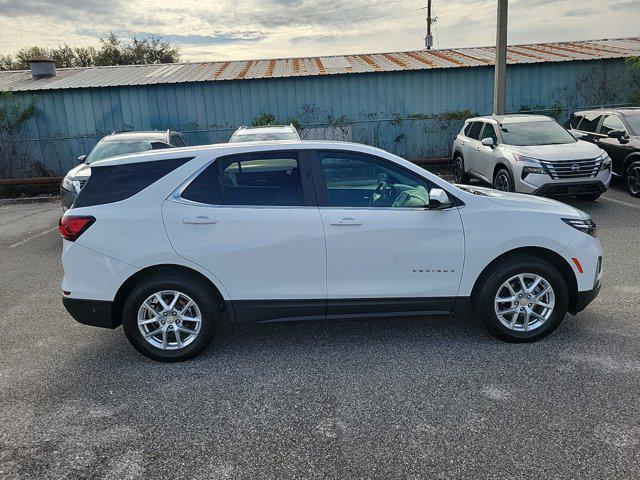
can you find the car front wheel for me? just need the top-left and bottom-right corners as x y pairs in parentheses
(626, 161), (640, 198)
(122, 273), (218, 361)
(493, 168), (515, 192)
(476, 255), (569, 342)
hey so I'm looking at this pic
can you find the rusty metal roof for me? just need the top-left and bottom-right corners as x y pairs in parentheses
(1, 37), (638, 92)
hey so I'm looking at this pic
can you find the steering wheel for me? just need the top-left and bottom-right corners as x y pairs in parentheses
(370, 179), (397, 207)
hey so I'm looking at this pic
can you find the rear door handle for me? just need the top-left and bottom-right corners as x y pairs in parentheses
(183, 216), (217, 224)
(329, 218), (363, 226)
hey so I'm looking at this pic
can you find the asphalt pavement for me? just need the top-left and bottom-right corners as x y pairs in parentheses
(0, 177), (639, 479)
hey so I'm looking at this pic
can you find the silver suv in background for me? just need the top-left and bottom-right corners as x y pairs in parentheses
(229, 124), (300, 143)
(60, 130), (187, 210)
(452, 115), (611, 201)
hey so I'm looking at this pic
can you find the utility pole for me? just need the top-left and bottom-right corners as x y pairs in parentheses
(425, 0), (435, 50)
(493, 0), (508, 115)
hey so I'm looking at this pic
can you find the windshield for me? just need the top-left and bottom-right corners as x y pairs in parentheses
(499, 120), (576, 146)
(85, 139), (157, 164)
(229, 132), (299, 143)
(624, 114), (640, 135)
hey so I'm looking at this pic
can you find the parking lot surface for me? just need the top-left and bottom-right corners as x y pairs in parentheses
(1, 177), (639, 479)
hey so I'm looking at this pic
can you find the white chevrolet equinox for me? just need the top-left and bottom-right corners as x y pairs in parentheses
(59, 141), (602, 361)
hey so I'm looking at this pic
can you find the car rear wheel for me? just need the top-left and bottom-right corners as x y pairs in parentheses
(122, 273), (218, 361)
(493, 168), (514, 192)
(626, 161), (640, 198)
(453, 156), (469, 184)
(476, 254), (569, 342)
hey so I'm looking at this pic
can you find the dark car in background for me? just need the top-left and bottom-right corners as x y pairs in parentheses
(60, 130), (187, 209)
(566, 108), (640, 197)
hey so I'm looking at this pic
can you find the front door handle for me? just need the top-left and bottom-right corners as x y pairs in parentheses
(329, 218), (363, 226)
(183, 216), (217, 224)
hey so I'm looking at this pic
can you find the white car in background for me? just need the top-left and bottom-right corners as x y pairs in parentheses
(229, 124), (300, 143)
(452, 115), (611, 201)
(60, 140), (602, 361)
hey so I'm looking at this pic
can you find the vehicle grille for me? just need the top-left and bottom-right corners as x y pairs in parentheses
(539, 157), (602, 179)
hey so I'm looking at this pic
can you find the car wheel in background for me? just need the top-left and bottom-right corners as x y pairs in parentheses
(476, 254), (569, 342)
(453, 156), (469, 184)
(122, 272), (218, 361)
(626, 161), (640, 198)
(493, 168), (514, 192)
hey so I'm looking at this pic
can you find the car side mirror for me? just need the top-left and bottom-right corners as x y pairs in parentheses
(607, 129), (626, 139)
(77, 155), (87, 164)
(481, 137), (495, 147)
(428, 188), (452, 209)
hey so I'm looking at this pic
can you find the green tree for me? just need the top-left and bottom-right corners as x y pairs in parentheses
(0, 33), (180, 71)
(626, 56), (640, 105)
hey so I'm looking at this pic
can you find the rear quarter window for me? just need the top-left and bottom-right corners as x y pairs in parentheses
(73, 157), (193, 208)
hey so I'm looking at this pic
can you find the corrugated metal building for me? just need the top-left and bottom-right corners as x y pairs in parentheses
(1, 37), (639, 176)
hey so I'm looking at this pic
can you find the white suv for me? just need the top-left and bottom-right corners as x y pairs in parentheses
(60, 141), (602, 361)
(452, 115), (612, 201)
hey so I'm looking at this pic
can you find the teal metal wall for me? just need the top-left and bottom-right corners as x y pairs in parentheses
(0, 58), (633, 176)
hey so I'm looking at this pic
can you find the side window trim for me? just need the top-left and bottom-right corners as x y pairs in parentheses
(308, 149), (460, 209)
(176, 150), (317, 208)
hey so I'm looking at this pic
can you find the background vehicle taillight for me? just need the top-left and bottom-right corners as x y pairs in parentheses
(58, 216), (95, 241)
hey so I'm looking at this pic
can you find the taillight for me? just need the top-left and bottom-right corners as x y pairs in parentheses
(58, 215), (95, 241)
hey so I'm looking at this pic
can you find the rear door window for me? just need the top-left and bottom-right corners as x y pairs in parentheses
(182, 152), (310, 207)
(577, 114), (602, 133)
(467, 122), (483, 140)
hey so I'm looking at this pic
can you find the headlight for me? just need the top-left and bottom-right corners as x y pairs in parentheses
(512, 153), (541, 163)
(521, 165), (547, 179)
(61, 176), (75, 191)
(599, 153), (611, 171)
(562, 217), (596, 236)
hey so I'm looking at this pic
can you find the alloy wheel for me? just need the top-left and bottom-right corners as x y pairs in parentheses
(137, 290), (202, 350)
(494, 273), (555, 332)
(453, 159), (464, 183)
(494, 171), (511, 192)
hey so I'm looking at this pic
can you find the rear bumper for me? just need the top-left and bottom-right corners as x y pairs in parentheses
(63, 297), (119, 329)
(532, 181), (606, 197)
(569, 281), (601, 315)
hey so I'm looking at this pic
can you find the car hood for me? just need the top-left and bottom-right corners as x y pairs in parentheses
(457, 185), (589, 219)
(66, 163), (91, 180)
(503, 140), (602, 160)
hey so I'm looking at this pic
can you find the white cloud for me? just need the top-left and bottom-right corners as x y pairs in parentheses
(0, 0), (638, 61)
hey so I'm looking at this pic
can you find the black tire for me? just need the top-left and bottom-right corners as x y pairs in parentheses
(453, 156), (469, 184)
(493, 167), (515, 192)
(576, 192), (602, 201)
(625, 161), (640, 198)
(122, 272), (218, 361)
(476, 254), (569, 342)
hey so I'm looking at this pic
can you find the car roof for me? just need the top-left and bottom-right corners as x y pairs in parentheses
(465, 114), (555, 124)
(90, 140), (383, 167)
(232, 125), (297, 135)
(572, 107), (640, 117)
(101, 130), (177, 142)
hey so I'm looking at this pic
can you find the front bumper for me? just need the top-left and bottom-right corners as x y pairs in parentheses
(532, 181), (607, 197)
(63, 297), (119, 329)
(569, 281), (601, 315)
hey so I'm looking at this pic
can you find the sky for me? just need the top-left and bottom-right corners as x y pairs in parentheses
(0, 0), (639, 61)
